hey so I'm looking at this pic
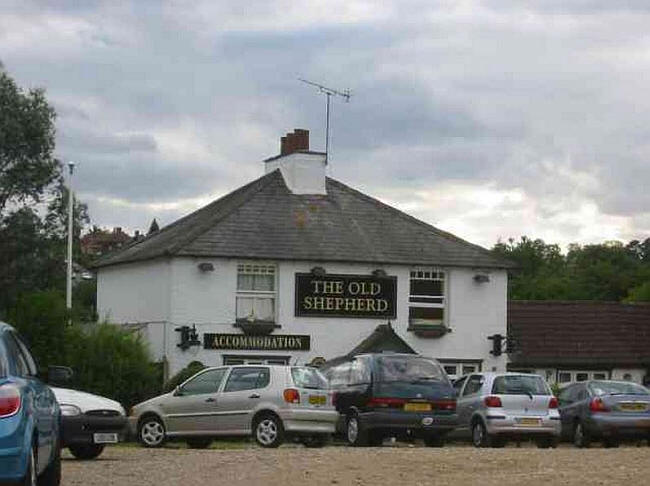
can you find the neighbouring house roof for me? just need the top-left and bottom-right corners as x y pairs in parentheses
(508, 301), (650, 368)
(93, 170), (513, 269)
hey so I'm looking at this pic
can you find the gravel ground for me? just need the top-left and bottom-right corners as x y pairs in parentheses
(62, 443), (650, 486)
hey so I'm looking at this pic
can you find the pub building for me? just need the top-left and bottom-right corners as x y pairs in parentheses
(94, 129), (514, 380)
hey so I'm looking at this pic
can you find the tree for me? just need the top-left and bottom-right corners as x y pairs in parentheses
(625, 281), (650, 302)
(0, 66), (58, 214)
(148, 218), (159, 234)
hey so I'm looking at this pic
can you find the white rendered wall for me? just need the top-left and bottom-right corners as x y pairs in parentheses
(264, 152), (327, 195)
(145, 257), (508, 376)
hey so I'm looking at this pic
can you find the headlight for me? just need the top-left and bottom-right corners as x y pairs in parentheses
(60, 404), (82, 417)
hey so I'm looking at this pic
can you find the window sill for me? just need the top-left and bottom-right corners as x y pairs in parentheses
(407, 322), (451, 338)
(234, 320), (281, 336)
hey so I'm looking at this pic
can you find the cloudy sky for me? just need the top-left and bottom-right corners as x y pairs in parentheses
(2, 0), (650, 249)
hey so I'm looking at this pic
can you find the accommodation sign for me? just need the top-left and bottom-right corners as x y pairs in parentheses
(295, 273), (397, 319)
(204, 333), (310, 351)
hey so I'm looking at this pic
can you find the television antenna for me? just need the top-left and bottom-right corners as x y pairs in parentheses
(298, 78), (351, 164)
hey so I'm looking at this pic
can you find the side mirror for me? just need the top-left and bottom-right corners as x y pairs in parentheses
(48, 366), (74, 386)
(173, 386), (183, 397)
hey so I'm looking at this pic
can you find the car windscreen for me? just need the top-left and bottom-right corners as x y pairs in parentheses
(492, 375), (549, 395)
(375, 356), (448, 384)
(589, 381), (649, 396)
(292, 367), (328, 390)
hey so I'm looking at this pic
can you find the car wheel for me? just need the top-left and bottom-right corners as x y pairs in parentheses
(68, 444), (105, 460)
(536, 436), (559, 449)
(346, 414), (369, 447)
(186, 438), (213, 449)
(471, 421), (491, 448)
(301, 435), (329, 448)
(22, 443), (37, 486)
(38, 438), (61, 486)
(254, 414), (284, 448)
(573, 422), (590, 448)
(139, 416), (166, 448)
(423, 434), (445, 447)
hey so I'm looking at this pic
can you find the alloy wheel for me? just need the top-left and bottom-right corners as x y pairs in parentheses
(347, 417), (359, 444)
(256, 418), (278, 446)
(472, 422), (484, 447)
(141, 420), (165, 447)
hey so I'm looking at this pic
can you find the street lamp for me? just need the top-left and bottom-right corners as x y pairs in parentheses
(66, 161), (75, 312)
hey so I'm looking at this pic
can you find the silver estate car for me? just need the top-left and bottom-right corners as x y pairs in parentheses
(129, 365), (338, 448)
(454, 372), (561, 448)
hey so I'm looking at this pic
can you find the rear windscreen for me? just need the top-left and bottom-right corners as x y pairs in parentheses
(589, 381), (649, 396)
(0, 337), (6, 377)
(492, 375), (549, 395)
(376, 356), (447, 384)
(292, 367), (328, 390)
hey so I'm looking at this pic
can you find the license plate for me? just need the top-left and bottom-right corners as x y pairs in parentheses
(404, 402), (431, 412)
(518, 418), (541, 426)
(93, 433), (118, 444)
(620, 403), (647, 412)
(308, 395), (326, 406)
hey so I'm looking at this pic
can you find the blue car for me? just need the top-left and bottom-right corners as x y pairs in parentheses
(0, 322), (62, 485)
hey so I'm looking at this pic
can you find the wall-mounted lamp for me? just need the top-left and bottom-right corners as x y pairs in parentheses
(198, 262), (215, 272)
(310, 266), (326, 276)
(372, 269), (387, 278)
(473, 273), (490, 283)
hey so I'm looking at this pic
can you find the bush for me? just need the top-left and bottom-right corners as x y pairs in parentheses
(163, 361), (206, 393)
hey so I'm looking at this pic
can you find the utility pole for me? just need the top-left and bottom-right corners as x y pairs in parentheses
(298, 78), (351, 164)
(66, 161), (75, 314)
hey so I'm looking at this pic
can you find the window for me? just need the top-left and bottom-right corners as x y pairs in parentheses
(576, 373), (589, 382)
(325, 362), (351, 388)
(462, 365), (476, 375)
(224, 367), (270, 392)
(444, 365), (457, 376)
(438, 361), (481, 379)
(558, 370), (608, 383)
(593, 373), (607, 380)
(462, 375), (483, 396)
(492, 375), (550, 396)
(3, 333), (30, 377)
(223, 356), (289, 366)
(349, 358), (371, 385)
(558, 372), (572, 383)
(180, 368), (227, 396)
(376, 356), (447, 383)
(291, 367), (328, 389)
(11, 333), (37, 376)
(236, 263), (276, 323)
(408, 269), (445, 326)
(453, 376), (467, 395)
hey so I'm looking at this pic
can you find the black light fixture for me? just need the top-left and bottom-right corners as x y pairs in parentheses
(473, 273), (490, 283)
(198, 262), (215, 272)
(310, 266), (326, 276)
(372, 269), (387, 278)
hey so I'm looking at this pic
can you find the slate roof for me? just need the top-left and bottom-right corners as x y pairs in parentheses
(94, 170), (513, 269)
(508, 301), (650, 368)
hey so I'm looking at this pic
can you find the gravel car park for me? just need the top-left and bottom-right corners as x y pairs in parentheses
(60, 443), (650, 486)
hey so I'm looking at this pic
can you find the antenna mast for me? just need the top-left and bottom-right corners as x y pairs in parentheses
(298, 78), (351, 164)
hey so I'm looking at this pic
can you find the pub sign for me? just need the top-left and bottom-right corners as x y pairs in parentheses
(204, 333), (310, 351)
(295, 273), (397, 319)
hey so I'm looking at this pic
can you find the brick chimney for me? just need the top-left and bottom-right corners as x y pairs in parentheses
(265, 129), (327, 195)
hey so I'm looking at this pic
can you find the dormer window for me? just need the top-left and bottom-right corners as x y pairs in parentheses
(236, 263), (276, 324)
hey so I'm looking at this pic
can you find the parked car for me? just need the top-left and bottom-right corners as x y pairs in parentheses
(129, 365), (337, 448)
(51, 387), (127, 459)
(453, 372), (560, 448)
(1, 321), (70, 485)
(321, 353), (457, 447)
(557, 380), (650, 447)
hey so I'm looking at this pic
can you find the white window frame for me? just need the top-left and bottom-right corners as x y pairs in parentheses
(440, 360), (482, 380)
(557, 370), (609, 384)
(408, 268), (446, 326)
(236, 262), (277, 323)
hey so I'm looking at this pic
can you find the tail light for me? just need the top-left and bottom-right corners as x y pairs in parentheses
(283, 388), (300, 404)
(0, 384), (21, 418)
(331, 392), (337, 407)
(484, 396), (502, 408)
(367, 397), (407, 409)
(549, 397), (558, 409)
(589, 397), (609, 412)
(432, 399), (456, 411)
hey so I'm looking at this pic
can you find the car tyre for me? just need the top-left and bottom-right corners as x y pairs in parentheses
(254, 413), (284, 448)
(139, 415), (166, 448)
(471, 420), (493, 448)
(573, 421), (591, 448)
(346, 414), (370, 447)
(38, 438), (61, 486)
(68, 444), (105, 460)
(22, 443), (37, 486)
(423, 434), (445, 447)
(186, 438), (213, 449)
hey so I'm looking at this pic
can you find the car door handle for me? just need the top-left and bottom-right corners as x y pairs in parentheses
(249, 393), (260, 399)
(205, 397), (217, 403)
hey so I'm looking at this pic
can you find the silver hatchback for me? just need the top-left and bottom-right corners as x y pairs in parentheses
(454, 372), (561, 448)
(129, 365), (338, 448)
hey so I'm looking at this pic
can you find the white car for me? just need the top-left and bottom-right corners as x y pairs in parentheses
(51, 387), (127, 459)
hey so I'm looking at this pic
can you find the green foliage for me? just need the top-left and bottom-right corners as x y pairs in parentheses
(625, 281), (650, 302)
(9, 291), (161, 408)
(163, 361), (206, 393)
(493, 236), (650, 301)
(550, 382), (562, 397)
